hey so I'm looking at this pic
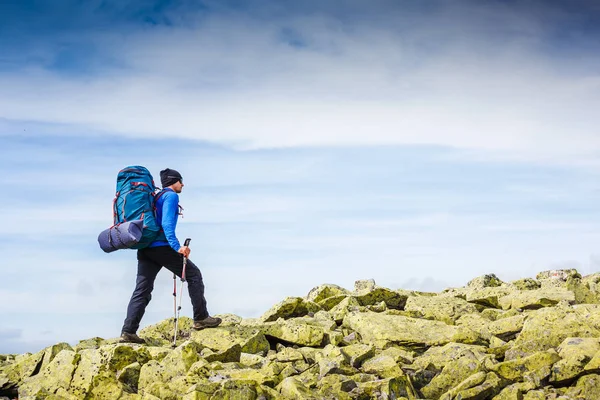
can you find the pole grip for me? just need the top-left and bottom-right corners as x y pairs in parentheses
(184, 238), (191, 247)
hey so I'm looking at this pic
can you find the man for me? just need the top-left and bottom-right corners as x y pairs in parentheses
(120, 168), (221, 344)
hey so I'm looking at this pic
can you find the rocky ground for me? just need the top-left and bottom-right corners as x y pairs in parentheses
(2, 269), (600, 399)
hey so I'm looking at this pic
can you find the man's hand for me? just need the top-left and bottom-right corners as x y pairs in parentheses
(178, 246), (191, 258)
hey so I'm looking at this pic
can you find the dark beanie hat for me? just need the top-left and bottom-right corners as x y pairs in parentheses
(160, 168), (183, 188)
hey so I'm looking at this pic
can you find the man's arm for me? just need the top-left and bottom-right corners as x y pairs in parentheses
(161, 192), (181, 252)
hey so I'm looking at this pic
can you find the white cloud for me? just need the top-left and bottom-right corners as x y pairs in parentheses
(0, 2), (598, 161)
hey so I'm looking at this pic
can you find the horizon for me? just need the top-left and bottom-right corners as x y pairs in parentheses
(1, 0), (600, 354)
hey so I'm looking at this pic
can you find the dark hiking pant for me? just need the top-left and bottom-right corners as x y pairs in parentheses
(122, 245), (209, 334)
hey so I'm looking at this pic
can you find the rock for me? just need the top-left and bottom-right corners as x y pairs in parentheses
(306, 284), (350, 304)
(191, 326), (270, 356)
(506, 306), (600, 359)
(263, 318), (326, 347)
(356, 376), (417, 399)
(420, 356), (487, 399)
(549, 337), (600, 384)
(353, 287), (409, 309)
(467, 274), (504, 289)
(215, 313), (243, 327)
(8, 268), (600, 399)
(509, 277), (541, 290)
(330, 296), (361, 324)
(260, 297), (321, 322)
(490, 350), (561, 382)
(404, 295), (480, 325)
(278, 376), (316, 398)
(343, 311), (482, 350)
(340, 344), (375, 368)
(116, 361), (141, 391)
(139, 317), (194, 346)
(563, 374), (600, 399)
(466, 287), (512, 308)
(18, 349), (79, 398)
(498, 288), (575, 310)
(413, 343), (490, 370)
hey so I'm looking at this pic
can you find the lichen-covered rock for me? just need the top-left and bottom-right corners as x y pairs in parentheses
(498, 288), (575, 310)
(191, 326), (269, 356)
(340, 344), (375, 368)
(356, 376), (417, 399)
(490, 350), (561, 382)
(510, 277), (541, 291)
(549, 337), (600, 384)
(413, 343), (490, 370)
(506, 306), (600, 359)
(9, 269), (600, 399)
(465, 287), (512, 308)
(329, 296), (361, 323)
(277, 376), (315, 398)
(18, 349), (79, 398)
(139, 316), (194, 346)
(404, 295), (480, 325)
(260, 296), (321, 322)
(353, 287), (409, 309)
(263, 318), (326, 347)
(343, 311), (480, 350)
(306, 284), (349, 304)
(117, 361), (141, 391)
(467, 274), (504, 289)
(420, 355), (487, 399)
(563, 374), (600, 399)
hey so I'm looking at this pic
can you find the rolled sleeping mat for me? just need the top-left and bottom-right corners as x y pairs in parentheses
(98, 219), (144, 253)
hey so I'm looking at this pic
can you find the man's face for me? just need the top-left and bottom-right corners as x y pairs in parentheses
(172, 180), (184, 193)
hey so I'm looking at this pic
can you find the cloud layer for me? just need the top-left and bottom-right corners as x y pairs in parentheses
(1, 0), (599, 160)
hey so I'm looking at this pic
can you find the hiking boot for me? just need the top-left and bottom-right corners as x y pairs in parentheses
(120, 332), (146, 344)
(193, 316), (222, 330)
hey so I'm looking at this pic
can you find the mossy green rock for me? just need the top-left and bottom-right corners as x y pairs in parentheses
(191, 326), (269, 355)
(18, 349), (79, 398)
(343, 312), (477, 350)
(465, 287), (512, 309)
(467, 274), (504, 289)
(421, 356), (486, 399)
(260, 296), (321, 322)
(564, 374), (600, 399)
(8, 269), (600, 399)
(263, 318), (326, 347)
(549, 337), (600, 384)
(404, 295), (480, 325)
(506, 306), (600, 359)
(306, 283), (349, 304)
(498, 288), (575, 310)
(353, 287), (409, 309)
(490, 350), (561, 382)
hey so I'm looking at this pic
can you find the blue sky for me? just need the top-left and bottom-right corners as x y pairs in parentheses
(1, 0), (600, 354)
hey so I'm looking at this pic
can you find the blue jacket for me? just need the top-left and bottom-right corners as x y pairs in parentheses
(149, 188), (181, 251)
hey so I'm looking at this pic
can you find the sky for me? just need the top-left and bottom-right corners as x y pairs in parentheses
(1, 0), (600, 354)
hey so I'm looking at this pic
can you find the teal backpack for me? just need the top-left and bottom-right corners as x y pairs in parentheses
(98, 166), (166, 252)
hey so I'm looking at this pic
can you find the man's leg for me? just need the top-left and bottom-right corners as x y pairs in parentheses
(122, 249), (162, 334)
(144, 246), (211, 322)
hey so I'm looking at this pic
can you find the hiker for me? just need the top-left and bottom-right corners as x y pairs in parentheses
(120, 168), (221, 343)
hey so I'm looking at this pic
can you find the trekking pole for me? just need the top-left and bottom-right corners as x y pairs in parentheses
(173, 238), (191, 347)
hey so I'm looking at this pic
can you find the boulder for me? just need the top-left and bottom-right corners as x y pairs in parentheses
(467, 274), (504, 289)
(260, 297), (321, 322)
(549, 337), (600, 384)
(343, 311), (483, 350)
(498, 288), (575, 310)
(506, 305), (600, 359)
(490, 350), (561, 382)
(404, 295), (480, 325)
(191, 326), (269, 356)
(306, 284), (349, 304)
